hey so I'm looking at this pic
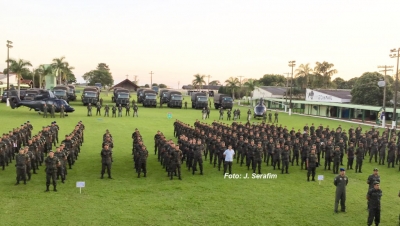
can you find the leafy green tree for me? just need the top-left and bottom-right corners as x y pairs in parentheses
(258, 74), (286, 86)
(152, 83), (158, 87)
(243, 78), (260, 102)
(332, 77), (347, 89)
(209, 80), (220, 86)
(8, 59), (32, 97)
(351, 72), (393, 106)
(159, 84), (167, 88)
(82, 63), (114, 87)
(144, 84), (149, 88)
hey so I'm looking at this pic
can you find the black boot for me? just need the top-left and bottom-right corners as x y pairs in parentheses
(45, 185), (50, 192)
(144, 173), (146, 177)
(138, 173), (140, 178)
(53, 185), (57, 192)
(101, 174), (104, 179)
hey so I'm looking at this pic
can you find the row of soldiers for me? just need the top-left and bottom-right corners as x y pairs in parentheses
(132, 129), (148, 178)
(100, 130), (114, 179)
(87, 102), (138, 117)
(171, 119), (400, 178)
(0, 121), (34, 171)
(42, 103), (67, 118)
(154, 132), (184, 180)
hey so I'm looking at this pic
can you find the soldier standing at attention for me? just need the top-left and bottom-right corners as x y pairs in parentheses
(219, 107), (224, 120)
(206, 107), (210, 118)
(125, 103), (130, 116)
(60, 105), (65, 118)
(268, 112), (272, 123)
(44, 151), (60, 192)
(15, 148), (27, 185)
(104, 104), (110, 117)
(237, 109), (241, 119)
(253, 142), (263, 174)
(272, 143), (282, 170)
(111, 105), (117, 117)
(274, 110), (279, 123)
(355, 142), (364, 173)
(367, 182), (382, 226)
(334, 168), (348, 213)
(281, 145), (291, 174)
(137, 146), (148, 178)
(100, 97), (103, 106)
(387, 142), (396, 168)
(24, 146), (33, 180)
(96, 101), (101, 116)
(50, 104), (55, 118)
(332, 146), (341, 174)
(42, 103), (48, 118)
(227, 109), (231, 121)
(133, 104), (138, 117)
(346, 142), (355, 170)
(192, 139), (204, 175)
(201, 108), (207, 120)
(247, 109), (251, 121)
(262, 112), (266, 123)
(306, 149), (318, 181)
(184, 101), (187, 109)
(100, 144), (113, 179)
(54, 147), (66, 183)
(117, 104), (123, 117)
(223, 145), (234, 175)
(367, 168), (380, 209)
(87, 103), (92, 116)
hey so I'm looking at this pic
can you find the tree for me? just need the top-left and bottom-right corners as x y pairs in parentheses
(258, 74), (286, 86)
(243, 78), (260, 102)
(159, 84), (167, 88)
(8, 59), (32, 97)
(314, 61), (338, 88)
(152, 83), (158, 87)
(351, 72), (393, 106)
(332, 77), (347, 89)
(295, 63), (313, 89)
(144, 84), (149, 88)
(51, 57), (68, 85)
(346, 77), (358, 89)
(62, 62), (75, 84)
(225, 77), (240, 98)
(209, 80), (220, 86)
(192, 74), (206, 89)
(82, 63), (114, 87)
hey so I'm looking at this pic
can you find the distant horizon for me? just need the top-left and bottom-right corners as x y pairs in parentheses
(1, 1), (400, 89)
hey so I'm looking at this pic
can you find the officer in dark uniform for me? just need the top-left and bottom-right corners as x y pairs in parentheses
(96, 101), (102, 116)
(15, 148), (27, 185)
(367, 181), (382, 226)
(125, 103), (130, 116)
(281, 145), (290, 174)
(253, 142), (263, 174)
(227, 109), (231, 121)
(44, 150), (60, 192)
(112, 105), (117, 117)
(334, 168), (348, 213)
(355, 142), (364, 173)
(346, 142), (355, 170)
(184, 101), (187, 109)
(137, 146), (148, 178)
(54, 147), (66, 183)
(104, 104), (110, 117)
(133, 104), (138, 117)
(117, 104), (123, 117)
(100, 144), (113, 179)
(332, 146), (341, 174)
(50, 104), (56, 118)
(43, 103), (48, 118)
(274, 110), (278, 123)
(306, 149), (318, 181)
(367, 168), (380, 209)
(60, 105), (65, 118)
(192, 139), (204, 175)
(206, 107), (210, 118)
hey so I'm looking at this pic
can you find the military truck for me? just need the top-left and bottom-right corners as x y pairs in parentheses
(81, 87), (99, 105)
(137, 88), (150, 104)
(168, 94), (183, 108)
(67, 85), (77, 101)
(53, 85), (71, 103)
(159, 89), (170, 104)
(214, 93), (233, 110)
(143, 91), (157, 107)
(191, 92), (208, 109)
(113, 88), (130, 106)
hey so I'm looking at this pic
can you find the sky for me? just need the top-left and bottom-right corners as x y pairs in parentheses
(1, 0), (400, 89)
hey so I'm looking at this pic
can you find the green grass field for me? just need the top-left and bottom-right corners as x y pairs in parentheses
(0, 93), (398, 226)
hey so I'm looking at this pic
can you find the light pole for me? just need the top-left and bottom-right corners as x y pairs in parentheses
(283, 72), (290, 105)
(390, 48), (400, 129)
(378, 65), (393, 128)
(288, 61), (296, 115)
(149, 71), (154, 87)
(6, 40), (13, 95)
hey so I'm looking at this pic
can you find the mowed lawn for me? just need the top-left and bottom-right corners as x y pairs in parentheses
(0, 92), (398, 226)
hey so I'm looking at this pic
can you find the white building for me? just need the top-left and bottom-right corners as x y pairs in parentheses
(252, 86), (287, 99)
(305, 89), (351, 103)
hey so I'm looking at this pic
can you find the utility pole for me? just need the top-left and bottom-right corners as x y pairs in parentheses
(283, 72), (290, 104)
(126, 74), (129, 80)
(390, 48), (400, 129)
(178, 81), (180, 90)
(149, 71), (154, 87)
(288, 61), (296, 115)
(378, 65), (393, 128)
(207, 75), (211, 89)
(6, 40), (13, 95)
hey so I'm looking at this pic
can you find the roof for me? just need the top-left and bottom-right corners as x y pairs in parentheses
(259, 86), (286, 96)
(313, 89), (352, 99)
(109, 79), (139, 90)
(182, 85), (221, 90)
(20, 79), (33, 85)
(266, 98), (396, 112)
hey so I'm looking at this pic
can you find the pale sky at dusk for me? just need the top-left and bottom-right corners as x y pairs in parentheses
(1, 0), (400, 89)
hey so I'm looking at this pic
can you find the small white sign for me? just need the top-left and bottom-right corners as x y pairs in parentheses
(76, 181), (85, 188)
(318, 175), (324, 181)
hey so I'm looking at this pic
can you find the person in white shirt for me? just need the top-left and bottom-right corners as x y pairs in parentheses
(223, 145), (235, 175)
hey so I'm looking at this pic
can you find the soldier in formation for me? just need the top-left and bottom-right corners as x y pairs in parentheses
(96, 101), (102, 116)
(117, 104), (123, 117)
(133, 104), (138, 117)
(112, 105), (117, 117)
(125, 103), (130, 116)
(87, 103), (92, 116)
(104, 104), (110, 117)
(60, 105), (65, 118)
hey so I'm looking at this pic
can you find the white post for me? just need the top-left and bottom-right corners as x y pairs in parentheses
(284, 105), (287, 112)
(392, 120), (396, 129)
(289, 108), (292, 116)
(80, 187), (82, 194)
(6, 98), (9, 107)
(381, 116), (385, 128)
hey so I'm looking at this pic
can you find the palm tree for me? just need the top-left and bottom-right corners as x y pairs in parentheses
(225, 77), (240, 98)
(62, 62), (75, 85)
(295, 63), (313, 89)
(38, 64), (53, 88)
(314, 61), (338, 88)
(8, 59), (32, 97)
(243, 78), (260, 103)
(51, 56), (67, 85)
(192, 74), (206, 89)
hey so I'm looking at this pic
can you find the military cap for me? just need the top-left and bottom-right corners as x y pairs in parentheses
(250, 139), (254, 142)
(49, 150), (54, 153)
(373, 181), (380, 185)
(335, 146), (340, 148)
(339, 168), (345, 171)
(373, 168), (378, 171)
(19, 147), (24, 151)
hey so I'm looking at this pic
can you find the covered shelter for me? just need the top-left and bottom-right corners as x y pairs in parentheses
(109, 79), (139, 91)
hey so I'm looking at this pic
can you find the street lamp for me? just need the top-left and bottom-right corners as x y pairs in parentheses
(390, 48), (400, 129)
(6, 40), (13, 95)
(377, 79), (386, 128)
(288, 61), (296, 115)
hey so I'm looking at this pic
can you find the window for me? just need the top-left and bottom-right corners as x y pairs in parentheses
(197, 96), (207, 101)
(84, 92), (97, 97)
(171, 95), (182, 101)
(223, 97), (233, 102)
(54, 90), (66, 96)
(146, 95), (156, 100)
(118, 93), (129, 98)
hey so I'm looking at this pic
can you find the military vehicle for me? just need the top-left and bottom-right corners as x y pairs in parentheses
(254, 98), (267, 119)
(67, 85), (77, 101)
(191, 92), (208, 109)
(213, 93), (233, 110)
(23, 89), (42, 101)
(53, 89), (69, 103)
(159, 89), (171, 104)
(53, 85), (74, 102)
(143, 90), (157, 107)
(113, 88), (130, 106)
(168, 94), (183, 108)
(81, 87), (99, 105)
(137, 88), (150, 104)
